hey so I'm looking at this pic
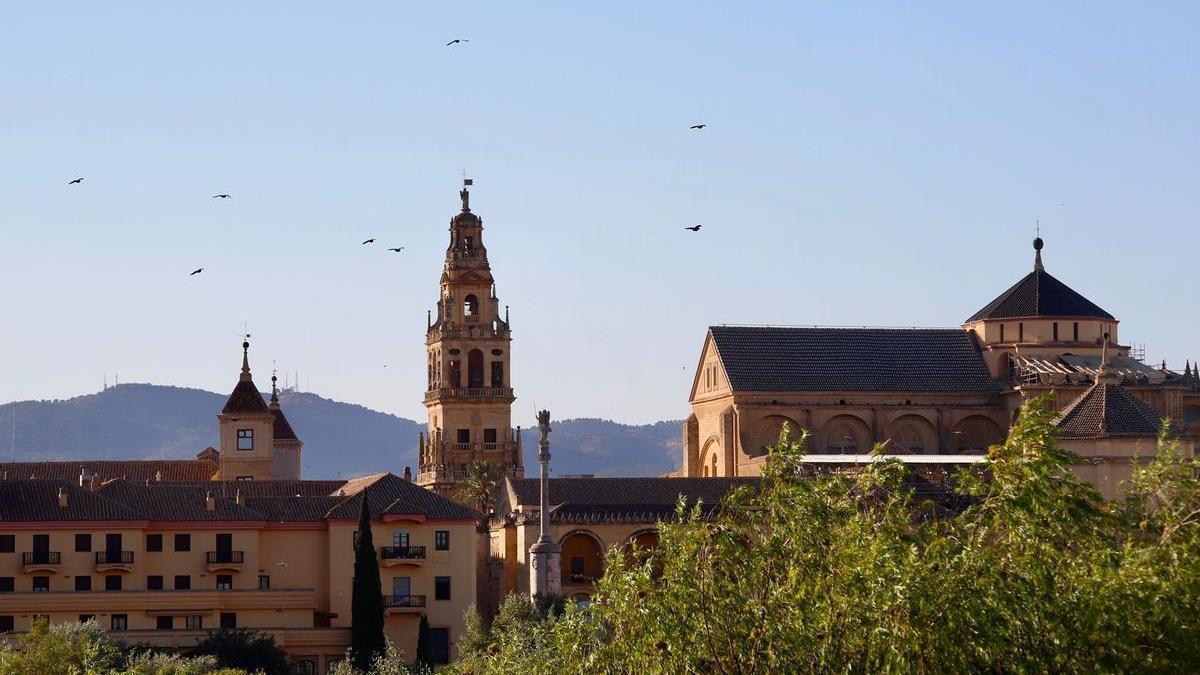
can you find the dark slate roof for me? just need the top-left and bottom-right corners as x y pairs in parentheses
(1056, 382), (1163, 439)
(966, 268), (1113, 322)
(221, 379), (270, 415)
(272, 408), (299, 441)
(0, 481), (147, 521)
(506, 477), (759, 523)
(243, 496), (345, 522)
(94, 481), (266, 521)
(708, 326), (1000, 393)
(324, 473), (479, 521)
(0, 459), (217, 482)
(157, 480), (346, 497)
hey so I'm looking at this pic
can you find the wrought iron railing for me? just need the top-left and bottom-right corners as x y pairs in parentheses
(382, 594), (426, 608)
(95, 551), (134, 565)
(380, 546), (427, 561)
(206, 551), (246, 564)
(22, 551), (60, 565)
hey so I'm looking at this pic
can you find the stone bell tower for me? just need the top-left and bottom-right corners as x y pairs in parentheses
(417, 180), (523, 495)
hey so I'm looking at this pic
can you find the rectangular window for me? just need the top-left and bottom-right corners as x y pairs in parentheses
(174, 534), (191, 552)
(237, 428), (254, 451)
(79, 614), (96, 623)
(491, 361), (504, 387)
(0, 535), (13, 553)
(33, 576), (49, 592)
(1053, 322), (1059, 341)
(484, 428), (497, 444)
(258, 575), (270, 590)
(174, 575), (191, 590)
(75, 575), (92, 591)
(392, 530), (410, 548)
(75, 534), (92, 552)
(186, 615), (203, 630)
(1000, 324), (1005, 342)
(435, 576), (451, 601)
(0, 577), (13, 592)
(430, 627), (450, 665)
(111, 614), (128, 631)
(216, 575), (233, 590)
(1073, 322), (1080, 341)
(456, 429), (470, 444)
(435, 530), (450, 551)
(0, 616), (13, 634)
(105, 575), (122, 591)
(146, 534), (163, 552)
(156, 615), (173, 630)
(220, 612), (236, 629)
(1018, 323), (1024, 342)
(147, 575), (163, 590)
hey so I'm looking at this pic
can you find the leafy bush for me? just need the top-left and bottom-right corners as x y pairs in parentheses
(189, 628), (288, 675)
(454, 398), (1200, 673)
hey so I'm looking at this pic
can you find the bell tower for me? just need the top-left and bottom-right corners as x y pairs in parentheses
(417, 180), (522, 495)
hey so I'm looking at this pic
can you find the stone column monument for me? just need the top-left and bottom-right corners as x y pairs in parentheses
(528, 409), (561, 599)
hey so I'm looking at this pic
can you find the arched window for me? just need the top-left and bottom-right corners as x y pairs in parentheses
(447, 360), (461, 388)
(464, 294), (479, 317)
(821, 416), (869, 453)
(467, 349), (484, 388)
(952, 416), (1005, 453)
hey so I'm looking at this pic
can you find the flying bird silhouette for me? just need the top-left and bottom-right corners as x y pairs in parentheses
(685, 225), (702, 232)
(388, 247), (405, 252)
(67, 177), (84, 184)
(446, 38), (468, 46)
(212, 194), (231, 199)
(361, 238), (375, 245)
(689, 124), (706, 130)
(189, 268), (203, 276)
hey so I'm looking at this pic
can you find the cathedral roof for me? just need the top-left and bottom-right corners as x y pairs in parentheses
(504, 477), (759, 524)
(966, 238), (1113, 322)
(1055, 382), (1163, 439)
(708, 326), (1000, 393)
(0, 459), (217, 482)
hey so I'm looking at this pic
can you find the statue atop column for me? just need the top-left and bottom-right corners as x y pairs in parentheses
(529, 409), (561, 599)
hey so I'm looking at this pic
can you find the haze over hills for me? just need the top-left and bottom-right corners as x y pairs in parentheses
(0, 384), (683, 479)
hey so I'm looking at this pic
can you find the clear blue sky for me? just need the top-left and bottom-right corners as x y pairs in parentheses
(1, 2), (1197, 424)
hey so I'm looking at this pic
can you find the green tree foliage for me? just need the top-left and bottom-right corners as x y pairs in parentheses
(189, 628), (288, 675)
(350, 491), (386, 672)
(452, 460), (504, 516)
(415, 615), (433, 669)
(329, 642), (424, 675)
(0, 619), (247, 675)
(453, 399), (1200, 673)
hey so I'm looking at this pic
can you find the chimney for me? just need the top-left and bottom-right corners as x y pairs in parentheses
(57, 487), (68, 508)
(206, 491), (216, 511)
(235, 489), (244, 506)
(89, 474), (101, 491)
(403, 466), (412, 482)
(79, 466), (91, 487)
(155, 470), (162, 482)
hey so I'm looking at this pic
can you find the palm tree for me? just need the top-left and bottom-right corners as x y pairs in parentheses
(453, 459), (504, 517)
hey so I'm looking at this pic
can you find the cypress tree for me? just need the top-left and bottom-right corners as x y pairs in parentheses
(416, 613), (434, 667)
(350, 489), (386, 672)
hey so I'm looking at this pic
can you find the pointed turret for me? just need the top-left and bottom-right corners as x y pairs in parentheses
(216, 338), (278, 481)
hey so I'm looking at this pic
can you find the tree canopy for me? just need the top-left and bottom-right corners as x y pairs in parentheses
(454, 399), (1200, 673)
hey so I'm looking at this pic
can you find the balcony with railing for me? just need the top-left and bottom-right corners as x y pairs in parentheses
(382, 594), (427, 613)
(423, 386), (514, 403)
(95, 550), (134, 572)
(205, 550), (246, 572)
(21, 551), (61, 574)
(380, 546), (426, 567)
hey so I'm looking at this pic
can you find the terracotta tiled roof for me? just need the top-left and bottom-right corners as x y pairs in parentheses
(966, 268), (1113, 322)
(243, 496), (344, 522)
(221, 380), (270, 415)
(158, 480), (345, 497)
(1056, 383), (1163, 439)
(505, 477), (759, 523)
(324, 473), (478, 521)
(0, 481), (146, 521)
(94, 481), (266, 521)
(709, 326), (1000, 394)
(0, 459), (217, 482)
(272, 408), (299, 441)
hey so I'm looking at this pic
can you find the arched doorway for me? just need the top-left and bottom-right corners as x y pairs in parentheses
(888, 415), (939, 454)
(820, 415), (871, 453)
(560, 530), (604, 587)
(467, 349), (484, 388)
(951, 416), (1005, 453)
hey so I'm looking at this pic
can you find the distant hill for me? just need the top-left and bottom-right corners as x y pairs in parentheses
(0, 384), (682, 479)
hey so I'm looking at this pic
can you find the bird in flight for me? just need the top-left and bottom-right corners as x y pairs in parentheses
(189, 268), (204, 276)
(67, 177), (84, 184)
(446, 38), (468, 46)
(685, 225), (702, 232)
(388, 247), (405, 252)
(361, 238), (375, 245)
(212, 194), (231, 199)
(689, 124), (706, 130)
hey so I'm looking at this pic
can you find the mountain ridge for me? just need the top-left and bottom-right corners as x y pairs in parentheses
(0, 384), (683, 479)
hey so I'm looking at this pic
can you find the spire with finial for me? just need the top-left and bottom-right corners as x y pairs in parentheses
(1033, 225), (1044, 272)
(270, 370), (280, 409)
(240, 336), (252, 382)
